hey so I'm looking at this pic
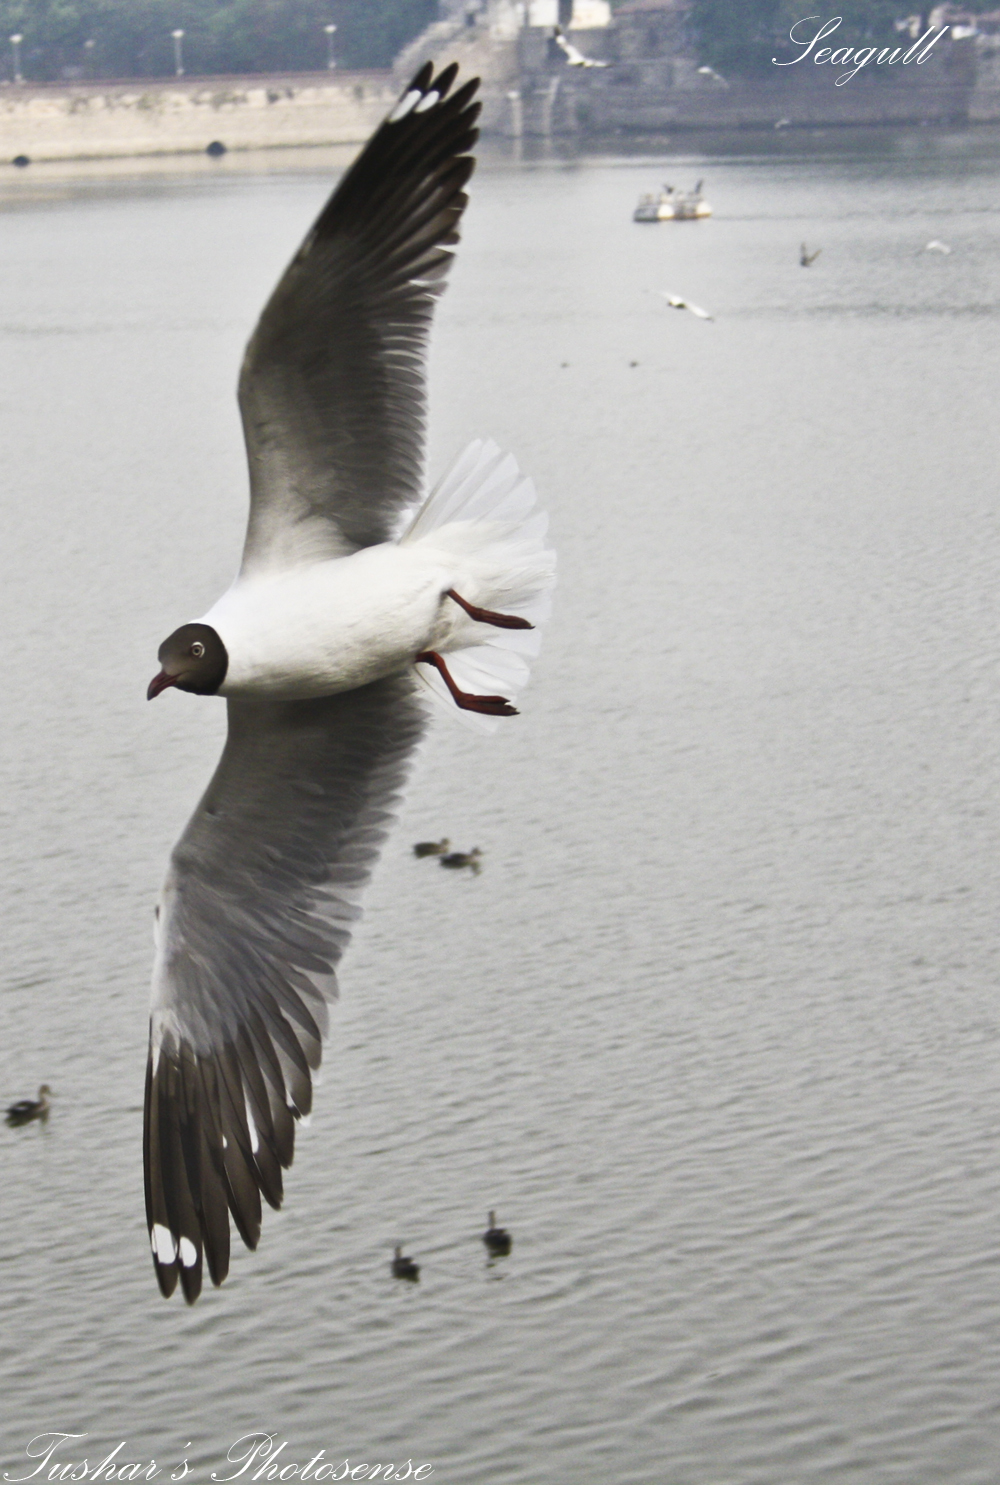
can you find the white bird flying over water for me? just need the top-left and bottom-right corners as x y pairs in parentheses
(553, 24), (609, 66)
(924, 239), (952, 254)
(697, 64), (728, 86)
(143, 61), (555, 1303)
(662, 292), (713, 320)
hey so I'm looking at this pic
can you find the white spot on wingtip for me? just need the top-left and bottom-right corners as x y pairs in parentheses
(178, 1236), (198, 1268)
(389, 89), (422, 122)
(151, 1223), (177, 1264)
(414, 89), (440, 113)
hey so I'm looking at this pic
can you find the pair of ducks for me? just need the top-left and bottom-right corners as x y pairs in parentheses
(392, 1211), (512, 1281)
(412, 838), (482, 873)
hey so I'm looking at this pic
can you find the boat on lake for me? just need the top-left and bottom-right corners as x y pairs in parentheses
(633, 181), (711, 222)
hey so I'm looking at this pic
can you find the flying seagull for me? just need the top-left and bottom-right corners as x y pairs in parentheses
(662, 292), (713, 321)
(143, 61), (555, 1304)
(553, 25), (609, 67)
(924, 239), (951, 254)
(697, 64), (728, 86)
(800, 243), (821, 266)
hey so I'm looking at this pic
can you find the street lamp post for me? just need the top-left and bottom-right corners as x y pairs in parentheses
(324, 23), (337, 70)
(171, 28), (184, 77)
(9, 33), (23, 84)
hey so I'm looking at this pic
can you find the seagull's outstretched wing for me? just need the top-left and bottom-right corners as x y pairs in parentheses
(663, 293), (714, 320)
(144, 678), (426, 1302)
(553, 24), (608, 66)
(238, 63), (480, 572)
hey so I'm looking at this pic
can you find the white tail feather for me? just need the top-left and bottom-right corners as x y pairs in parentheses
(403, 440), (555, 732)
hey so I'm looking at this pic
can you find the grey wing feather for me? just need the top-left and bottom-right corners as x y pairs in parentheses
(238, 62), (481, 573)
(144, 677), (427, 1302)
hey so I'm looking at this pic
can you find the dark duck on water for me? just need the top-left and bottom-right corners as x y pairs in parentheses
(483, 1210), (512, 1256)
(6, 1085), (51, 1125)
(391, 1247), (420, 1281)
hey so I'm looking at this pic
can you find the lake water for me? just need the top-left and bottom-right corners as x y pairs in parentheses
(2, 124), (1000, 1484)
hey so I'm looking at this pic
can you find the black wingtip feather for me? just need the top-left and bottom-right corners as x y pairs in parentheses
(434, 61), (459, 98)
(410, 60), (434, 92)
(448, 76), (481, 112)
(153, 1254), (179, 1299)
(179, 1254), (203, 1304)
(196, 1060), (232, 1286)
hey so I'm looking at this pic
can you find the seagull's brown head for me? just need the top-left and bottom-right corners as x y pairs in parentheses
(147, 623), (228, 699)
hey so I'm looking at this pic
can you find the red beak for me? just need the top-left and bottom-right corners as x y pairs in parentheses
(147, 671), (178, 700)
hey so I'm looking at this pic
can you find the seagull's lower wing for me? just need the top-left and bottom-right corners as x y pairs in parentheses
(144, 677), (427, 1302)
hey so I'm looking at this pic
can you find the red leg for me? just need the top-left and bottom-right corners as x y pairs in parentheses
(416, 651), (518, 717)
(446, 588), (533, 630)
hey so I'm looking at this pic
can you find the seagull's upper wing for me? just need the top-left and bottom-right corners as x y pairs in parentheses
(144, 678), (426, 1302)
(238, 62), (480, 573)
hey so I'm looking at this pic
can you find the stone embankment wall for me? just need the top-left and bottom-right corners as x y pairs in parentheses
(573, 40), (985, 132)
(503, 26), (1000, 135)
(576, 70), (975, 133)
(0, 71), (396, 161)
(7, 31), (1000, 162)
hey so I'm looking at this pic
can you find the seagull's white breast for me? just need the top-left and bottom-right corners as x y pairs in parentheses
(202, 542), (454, 700)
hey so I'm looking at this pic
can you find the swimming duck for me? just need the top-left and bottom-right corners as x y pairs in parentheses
(413, 838), (450, 857)
(6, 1084), (51, 1125)
(391, 1246), (420, 1280)
(483, 1210), (512, 1256)
(440, 848), (482, 873)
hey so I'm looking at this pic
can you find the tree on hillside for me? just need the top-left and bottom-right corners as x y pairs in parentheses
(687, 0), (782, 77)
(331, 0), (437, 70)
(0, 0), (437, 81)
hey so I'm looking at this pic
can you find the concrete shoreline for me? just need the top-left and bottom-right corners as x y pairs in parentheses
(6, 41), (1000, 164)
(0, 71), (397, 162)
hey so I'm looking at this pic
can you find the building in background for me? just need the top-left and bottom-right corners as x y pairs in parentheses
(484, 0), (611, 38)
(613, 0), (690, 60)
